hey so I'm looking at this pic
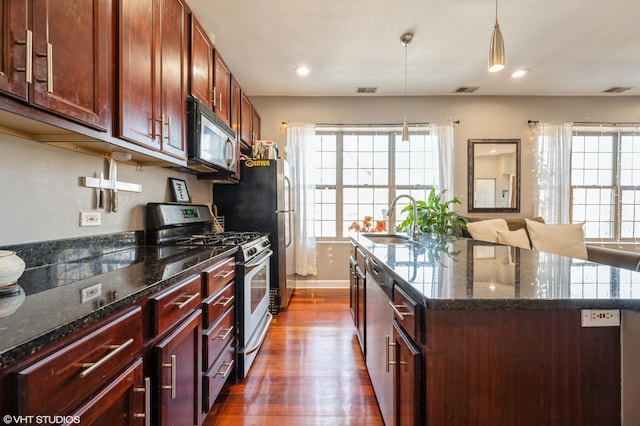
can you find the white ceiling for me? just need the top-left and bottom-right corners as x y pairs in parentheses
(186, 0), (640, 97)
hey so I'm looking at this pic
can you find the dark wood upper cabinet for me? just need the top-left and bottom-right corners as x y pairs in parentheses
(0, 0), (28, 100)
(213, 51), (230, 125)
(119, 0), (187, 158)
(190, 14), (214, 111)
(240, 92), (253, 149)
(0, 0), (109, 130)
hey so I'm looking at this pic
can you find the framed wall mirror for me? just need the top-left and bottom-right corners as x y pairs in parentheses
(468, 139), (520, 213)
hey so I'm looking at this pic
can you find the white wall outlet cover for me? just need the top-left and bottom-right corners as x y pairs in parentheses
(581, 309), (620, 327)
(80, 212), (102, 226)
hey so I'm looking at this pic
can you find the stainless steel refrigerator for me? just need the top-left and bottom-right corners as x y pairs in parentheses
(213, 159), (295, 312)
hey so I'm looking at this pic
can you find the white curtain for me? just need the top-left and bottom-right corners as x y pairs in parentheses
(430, 123), (455, 201)
(287, 122), (317, 276)
(534, 122), (573, 224)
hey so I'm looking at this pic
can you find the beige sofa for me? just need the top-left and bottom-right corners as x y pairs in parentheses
(463, 216), (640, 271)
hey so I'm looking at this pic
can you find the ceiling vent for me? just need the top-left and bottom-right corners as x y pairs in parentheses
(356, 87), (377, 94)
(454, 86), (479, 93)
(603, 86), (632, 93)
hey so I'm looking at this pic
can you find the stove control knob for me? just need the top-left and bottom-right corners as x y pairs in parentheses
(262, 241), (269, 247)
(249, 248), (257, 256)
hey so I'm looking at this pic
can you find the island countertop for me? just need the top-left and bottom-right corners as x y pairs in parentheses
(352, 233), (640, 311)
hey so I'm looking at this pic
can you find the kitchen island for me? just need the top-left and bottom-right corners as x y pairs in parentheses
(352, 233), (640, 425)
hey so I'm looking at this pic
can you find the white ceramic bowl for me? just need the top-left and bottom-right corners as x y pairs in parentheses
(0, 250), (26, 287)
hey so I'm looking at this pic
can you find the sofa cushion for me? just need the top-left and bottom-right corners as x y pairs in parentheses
(462, 216), (545, 238)
(466, 219), (509, 243)
(496, 228), (531, 249)
(586, 246), (640, 271)
(525, 219), (588, 260)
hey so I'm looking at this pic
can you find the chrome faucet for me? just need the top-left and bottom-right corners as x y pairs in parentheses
(385, 194), (421, 240)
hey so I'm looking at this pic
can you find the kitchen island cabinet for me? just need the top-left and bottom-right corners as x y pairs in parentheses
(351, 235), (638, 425)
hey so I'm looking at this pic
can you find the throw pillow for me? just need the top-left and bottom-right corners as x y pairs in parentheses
(496, 228), (531, 249)
(466, 219), (509, 243)
(525, 219), (588, 260)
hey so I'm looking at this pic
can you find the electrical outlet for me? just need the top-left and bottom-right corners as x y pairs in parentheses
(581, 309), (620, 327)
(80, 212), (102, 226)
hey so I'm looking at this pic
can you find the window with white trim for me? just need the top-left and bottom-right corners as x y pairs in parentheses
(571, 131), (640, 241)
(314, 128), (438, 239)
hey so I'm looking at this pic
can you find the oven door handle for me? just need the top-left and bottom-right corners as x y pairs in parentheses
(245, 312), (273, 355)
(245, 249), (273, 268)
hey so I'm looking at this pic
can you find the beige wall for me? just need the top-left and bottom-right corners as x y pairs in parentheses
(0, 134), (213, 245)
(251, 95), (640, 280)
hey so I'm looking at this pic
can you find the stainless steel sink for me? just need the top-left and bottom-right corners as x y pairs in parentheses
(362, 233), (419, 245)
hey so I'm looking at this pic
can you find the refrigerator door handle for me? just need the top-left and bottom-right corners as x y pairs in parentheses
(286, 210), (293, 248)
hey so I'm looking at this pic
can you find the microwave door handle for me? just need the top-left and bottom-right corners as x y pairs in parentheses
(225, 138), (234, 168)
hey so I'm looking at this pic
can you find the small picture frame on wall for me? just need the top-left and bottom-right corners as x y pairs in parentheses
(169, 178), (190, 203)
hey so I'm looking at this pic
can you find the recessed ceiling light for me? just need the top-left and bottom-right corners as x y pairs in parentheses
(511, 69), (528, 78)
(295, 66), (310, 76)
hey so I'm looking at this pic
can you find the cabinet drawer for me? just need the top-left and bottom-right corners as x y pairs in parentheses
(203, 306), (235, 370)
(202, 257), (235, 297)
(203, 339), (235, 412)
(202, 281), (235, 329)
(151, 274), (202, 336)
(14, 307), (143, 416)
(391, 285), (418, 341)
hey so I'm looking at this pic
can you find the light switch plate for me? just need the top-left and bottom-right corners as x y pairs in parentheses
(581, 309), (620, 327)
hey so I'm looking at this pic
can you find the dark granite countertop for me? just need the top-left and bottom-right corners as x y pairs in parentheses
(352, 233), (640, 311)
(0, 233), (237, 369)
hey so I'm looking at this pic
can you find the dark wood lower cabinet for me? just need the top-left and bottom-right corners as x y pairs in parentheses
(424, 310), (621, 425)
(68, 358), (147, 426)
(154, 310), (202, 426)
(393, 321), (421, 426)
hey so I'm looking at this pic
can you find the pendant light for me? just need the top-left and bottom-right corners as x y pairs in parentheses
(400, 32), (413, 142)
(488, 0), (505, 72)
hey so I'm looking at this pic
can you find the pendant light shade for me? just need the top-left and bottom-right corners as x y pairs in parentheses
(400, 32), (413, 142)
(488, 0), (505, 72)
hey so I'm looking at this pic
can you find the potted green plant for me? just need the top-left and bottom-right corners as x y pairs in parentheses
(397, 188), (467, 236)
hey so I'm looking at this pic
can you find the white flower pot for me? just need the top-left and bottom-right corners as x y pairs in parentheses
(0, 250), (26, 287)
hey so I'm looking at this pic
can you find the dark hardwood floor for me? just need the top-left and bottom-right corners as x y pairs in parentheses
(203, 288), (384, 425)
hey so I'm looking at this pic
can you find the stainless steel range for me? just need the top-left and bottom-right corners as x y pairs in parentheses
(146, 202), (273, 379)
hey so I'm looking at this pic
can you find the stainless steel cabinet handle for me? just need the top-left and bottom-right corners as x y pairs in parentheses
(154, 116), (164, 140)
(162, 354), (177, 399)
(212, 86), (217, 106)
(219, 92), (223, 112)
(214, 295), (234, 307)
(216, 360), (235, 378)
(173, 292), (200, 309)
(215, 326), (234, 341)
(388, 301), (412, 320)
(215, 270), (234, 279)
(385, 335), (396, 372)
(134, 377), (151, 426)
(79, 338), (134, 378)
(14, 30), (33, 83)
(164, 116), (171, 142)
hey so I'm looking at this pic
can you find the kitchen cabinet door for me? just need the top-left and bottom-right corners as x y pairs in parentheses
(159, 0), (187, 158)
(119, 0), (187, 158)
(0, 0), (28, 100)
(252, 107), (261, 141)
(30, 0), (110, 130)
(190, 15), (214, 111)
(239, 92), (253, 149)
(119, 0), (160, 150)
(213, 51), (230, 125)
(68, 358), (148, 426)
(155, 310), (202, 426)
(393, 321), (421, 426)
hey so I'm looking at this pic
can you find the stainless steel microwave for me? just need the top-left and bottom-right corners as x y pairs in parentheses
(187, 97), (237, 174)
